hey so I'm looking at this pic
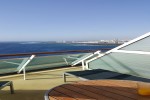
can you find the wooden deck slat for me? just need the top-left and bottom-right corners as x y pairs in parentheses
(49, 97), (57, 100)
(49, 90), (76, 100)
(98, 80), (137, 93)
(73, 82), (135, 100)
(99, 80), (137, 89)
(47, 80), (150, 100)
(77, 80), (137, 89)
(69, 85), (115, 100)
(76, 80), (137, 94)
(62, 84), (114, 100)
(88, 81), (138, 99)
(53, 86), (95, 100)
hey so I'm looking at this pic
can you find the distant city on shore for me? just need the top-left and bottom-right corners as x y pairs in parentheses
(0, 39), (129, 45)
(56, 39), (129, 45)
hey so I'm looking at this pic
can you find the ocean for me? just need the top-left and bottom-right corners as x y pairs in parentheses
(0, 42), (118, 74)
(0, 42), (117, 54)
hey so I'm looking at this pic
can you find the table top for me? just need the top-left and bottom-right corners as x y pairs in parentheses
(46, 80), (150, 100)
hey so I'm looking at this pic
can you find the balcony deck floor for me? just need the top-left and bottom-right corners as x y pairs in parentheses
(0, 66), (81, 100)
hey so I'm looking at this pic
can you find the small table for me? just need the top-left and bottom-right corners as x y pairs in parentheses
(45, 80), (150, 100)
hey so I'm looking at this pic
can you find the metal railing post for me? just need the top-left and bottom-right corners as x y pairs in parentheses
(82, 61), (85, 70)
(23, 67), (26, 80)
(18, 55), (35, 80)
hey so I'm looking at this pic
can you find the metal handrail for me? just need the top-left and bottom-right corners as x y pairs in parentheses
(0, 49), (111, 57)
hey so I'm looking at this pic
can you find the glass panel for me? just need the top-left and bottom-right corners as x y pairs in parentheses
(0, 58), (25, 74)
(0, 53), (89, 75)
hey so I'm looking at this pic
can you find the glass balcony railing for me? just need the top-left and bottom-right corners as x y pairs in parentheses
(0, 50), (98, 75)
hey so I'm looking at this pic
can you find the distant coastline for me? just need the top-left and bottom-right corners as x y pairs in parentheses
(56, 39), (129, 46)
(69, 42), (122, 46)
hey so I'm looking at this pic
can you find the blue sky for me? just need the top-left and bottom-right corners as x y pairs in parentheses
(0, 0), (150, 41)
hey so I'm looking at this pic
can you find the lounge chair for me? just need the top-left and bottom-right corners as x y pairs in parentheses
(63, 69), (150, 82)
(64, 32), (150, 83)
(0, 81), (14, 94)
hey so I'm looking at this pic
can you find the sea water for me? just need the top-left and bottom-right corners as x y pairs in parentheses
(0, 42), (117, 54)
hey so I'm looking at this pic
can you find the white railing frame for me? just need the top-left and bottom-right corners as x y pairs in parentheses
(3, 61), (20, 65)
(72, 50), (101, 70)
(112, 50), (150, 55)
(63, 58), (69, 65)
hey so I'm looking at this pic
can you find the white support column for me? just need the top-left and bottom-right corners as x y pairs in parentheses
(23, 67), (26, 80)
(85, 61), (89, 70)
(82, 60), (85, 70)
